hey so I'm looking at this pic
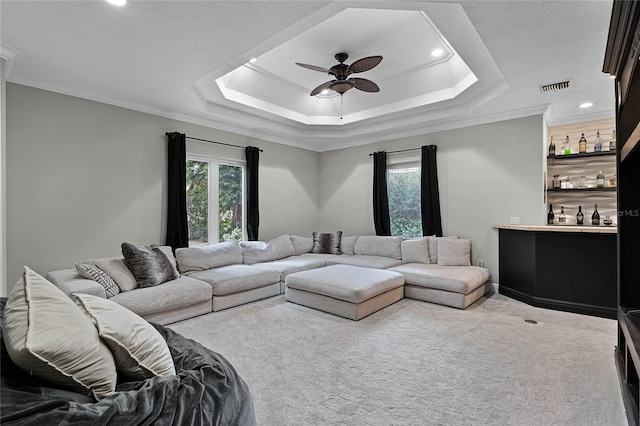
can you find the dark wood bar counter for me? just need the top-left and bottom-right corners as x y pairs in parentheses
(494, 224), (617, 319)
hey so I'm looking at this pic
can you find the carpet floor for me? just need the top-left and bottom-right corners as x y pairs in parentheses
(169, 291), (627, 426)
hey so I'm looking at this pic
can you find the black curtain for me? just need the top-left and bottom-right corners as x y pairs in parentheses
(372, 151), (391, 236)
(245, 146), (260, 241)
(165, 132), (189, 252)
(421, 145), (443, 237)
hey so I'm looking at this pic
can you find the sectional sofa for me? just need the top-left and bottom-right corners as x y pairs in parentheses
(46, 234), (491, 324)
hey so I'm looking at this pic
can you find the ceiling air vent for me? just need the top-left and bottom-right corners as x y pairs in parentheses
(539, 79), (574, 93)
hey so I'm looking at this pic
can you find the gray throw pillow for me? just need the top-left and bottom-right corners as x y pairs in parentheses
(311, 231), (342, 255)
(437, 238), (471, 266)
(121, 243), (180, 288)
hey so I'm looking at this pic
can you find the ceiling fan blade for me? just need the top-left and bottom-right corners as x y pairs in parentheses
(296, 63), (330, 73)
(348, 56), (383, 73)
(310, 81), (333, 96)
(352, 78), (380, 92)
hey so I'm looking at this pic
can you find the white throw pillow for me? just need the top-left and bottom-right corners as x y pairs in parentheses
(240, 234), (296, 264)
(289, 235), (314, 255)
(340, 236), (359, 255)
(3, 266), (117, 400)
(437, 238), (471, 266)
(94, 257), (138, 292)
(401, 237), (430, 264)
(426, 236), (458, 264)
(73, 293), (176, 380)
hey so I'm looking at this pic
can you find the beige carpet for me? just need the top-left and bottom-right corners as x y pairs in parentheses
(169, 291), (627, 426)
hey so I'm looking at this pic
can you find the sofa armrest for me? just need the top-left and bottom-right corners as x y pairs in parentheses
(45, 269), (107, 299)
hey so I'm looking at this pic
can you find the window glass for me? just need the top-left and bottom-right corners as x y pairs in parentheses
(387, 165), (422, 238)
(186, 158), (245, 246)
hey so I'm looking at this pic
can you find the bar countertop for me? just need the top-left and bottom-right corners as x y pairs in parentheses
(492, 224), (617, 234)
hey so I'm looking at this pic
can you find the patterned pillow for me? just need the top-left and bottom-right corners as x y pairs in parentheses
(75, 263), (121, 298)
(121, 243), (180, 288)
(311, 231), (342, 255)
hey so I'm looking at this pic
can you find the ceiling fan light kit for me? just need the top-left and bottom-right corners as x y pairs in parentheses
(296, 52), (382, 97)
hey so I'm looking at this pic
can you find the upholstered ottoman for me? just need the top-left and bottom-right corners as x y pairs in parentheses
(285, 265), (405, 320)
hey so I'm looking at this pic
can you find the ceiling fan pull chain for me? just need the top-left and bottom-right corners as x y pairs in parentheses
(340, 95), (344, 120)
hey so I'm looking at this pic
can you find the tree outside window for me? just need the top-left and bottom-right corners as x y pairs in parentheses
(186, 158), (244, 246)
(387, 165), (422, 238)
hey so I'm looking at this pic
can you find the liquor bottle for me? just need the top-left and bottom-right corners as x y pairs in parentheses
(592, 204), (600, 226)
(594, 130), (602, 152)
(610, 130), (617, 151)
(576, 206), (584, 225)
(564, 135), (571, 155)
(579, 133), (587, 153)
(604, 215), (613, 226)
(596, 170), (605, 188)
(548, 136), (555, 157)
(558, 206), (566, 224)
(547, 204), (554, 225)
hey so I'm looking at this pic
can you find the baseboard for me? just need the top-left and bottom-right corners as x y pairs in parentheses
(498, 285), (616, 319)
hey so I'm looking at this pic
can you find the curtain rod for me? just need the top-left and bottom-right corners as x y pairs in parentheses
(368, 147), (421, 157)
(166, 133), (263, 152)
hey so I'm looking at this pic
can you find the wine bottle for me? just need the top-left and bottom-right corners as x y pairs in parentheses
(596, 170), (605, 188)
(549, 136), (555, 157)
(547, 204), (554, 225)
(592, 204), (600, 226)
(579, 133), (587, 153)
(564, 135), (571, 155)
(594, 130), (602, 152)
(558, 206), (566, 224)
(610, 130), (616, 151)
(576, 206), (584, 225)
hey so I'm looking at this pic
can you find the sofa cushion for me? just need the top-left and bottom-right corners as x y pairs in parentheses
(3, 267), (117, 400)
(240, 235), (296, 265)
(94, 257), (138, 292)
(438, 239), (471, 266)
(401, 237), (430, 264)
(109, 276), (212, 317)
(289, 235), (314, 255)
(251, 256), (326, 281)
(75, 263), (121, 297)
(354, 235), (403, 260)
(340, 236), (358, 255)
(176, 240), (242, 273)
(326, 255), (402, 269)
(187, 265), (280, 296)
(121, 243), (180, 288)
(311, 231), (342, 254)
(46, 269), (107, 298)
(299, 253), (341, 264)
(388, 264), (489, 294)
(73, 293), (176, 380)
(426, 236), (458, 264)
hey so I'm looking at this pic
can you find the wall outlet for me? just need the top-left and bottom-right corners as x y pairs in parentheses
(478, 260), (485, 268)
(509, 216), (520, 225)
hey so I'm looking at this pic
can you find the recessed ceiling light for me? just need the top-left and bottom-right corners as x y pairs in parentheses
(431, 48), (444, 57)
(106, 0), (126, 6)
(579, 102), (594, 109)
(249, 58), (257, 64)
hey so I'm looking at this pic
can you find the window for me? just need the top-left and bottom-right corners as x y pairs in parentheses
(387, 164), (422, 238)
(186, 156), (245, 246)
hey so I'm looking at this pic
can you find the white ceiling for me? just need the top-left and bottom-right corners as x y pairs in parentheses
(0, 0), (616, 152)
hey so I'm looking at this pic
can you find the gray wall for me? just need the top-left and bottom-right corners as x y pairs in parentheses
(5, 82), (545, 289)
(318, 115), (547, 282)
(5, 83), (319, 288)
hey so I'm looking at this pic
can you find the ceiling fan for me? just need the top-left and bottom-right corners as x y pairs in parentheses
(296, 52), (382, 96)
